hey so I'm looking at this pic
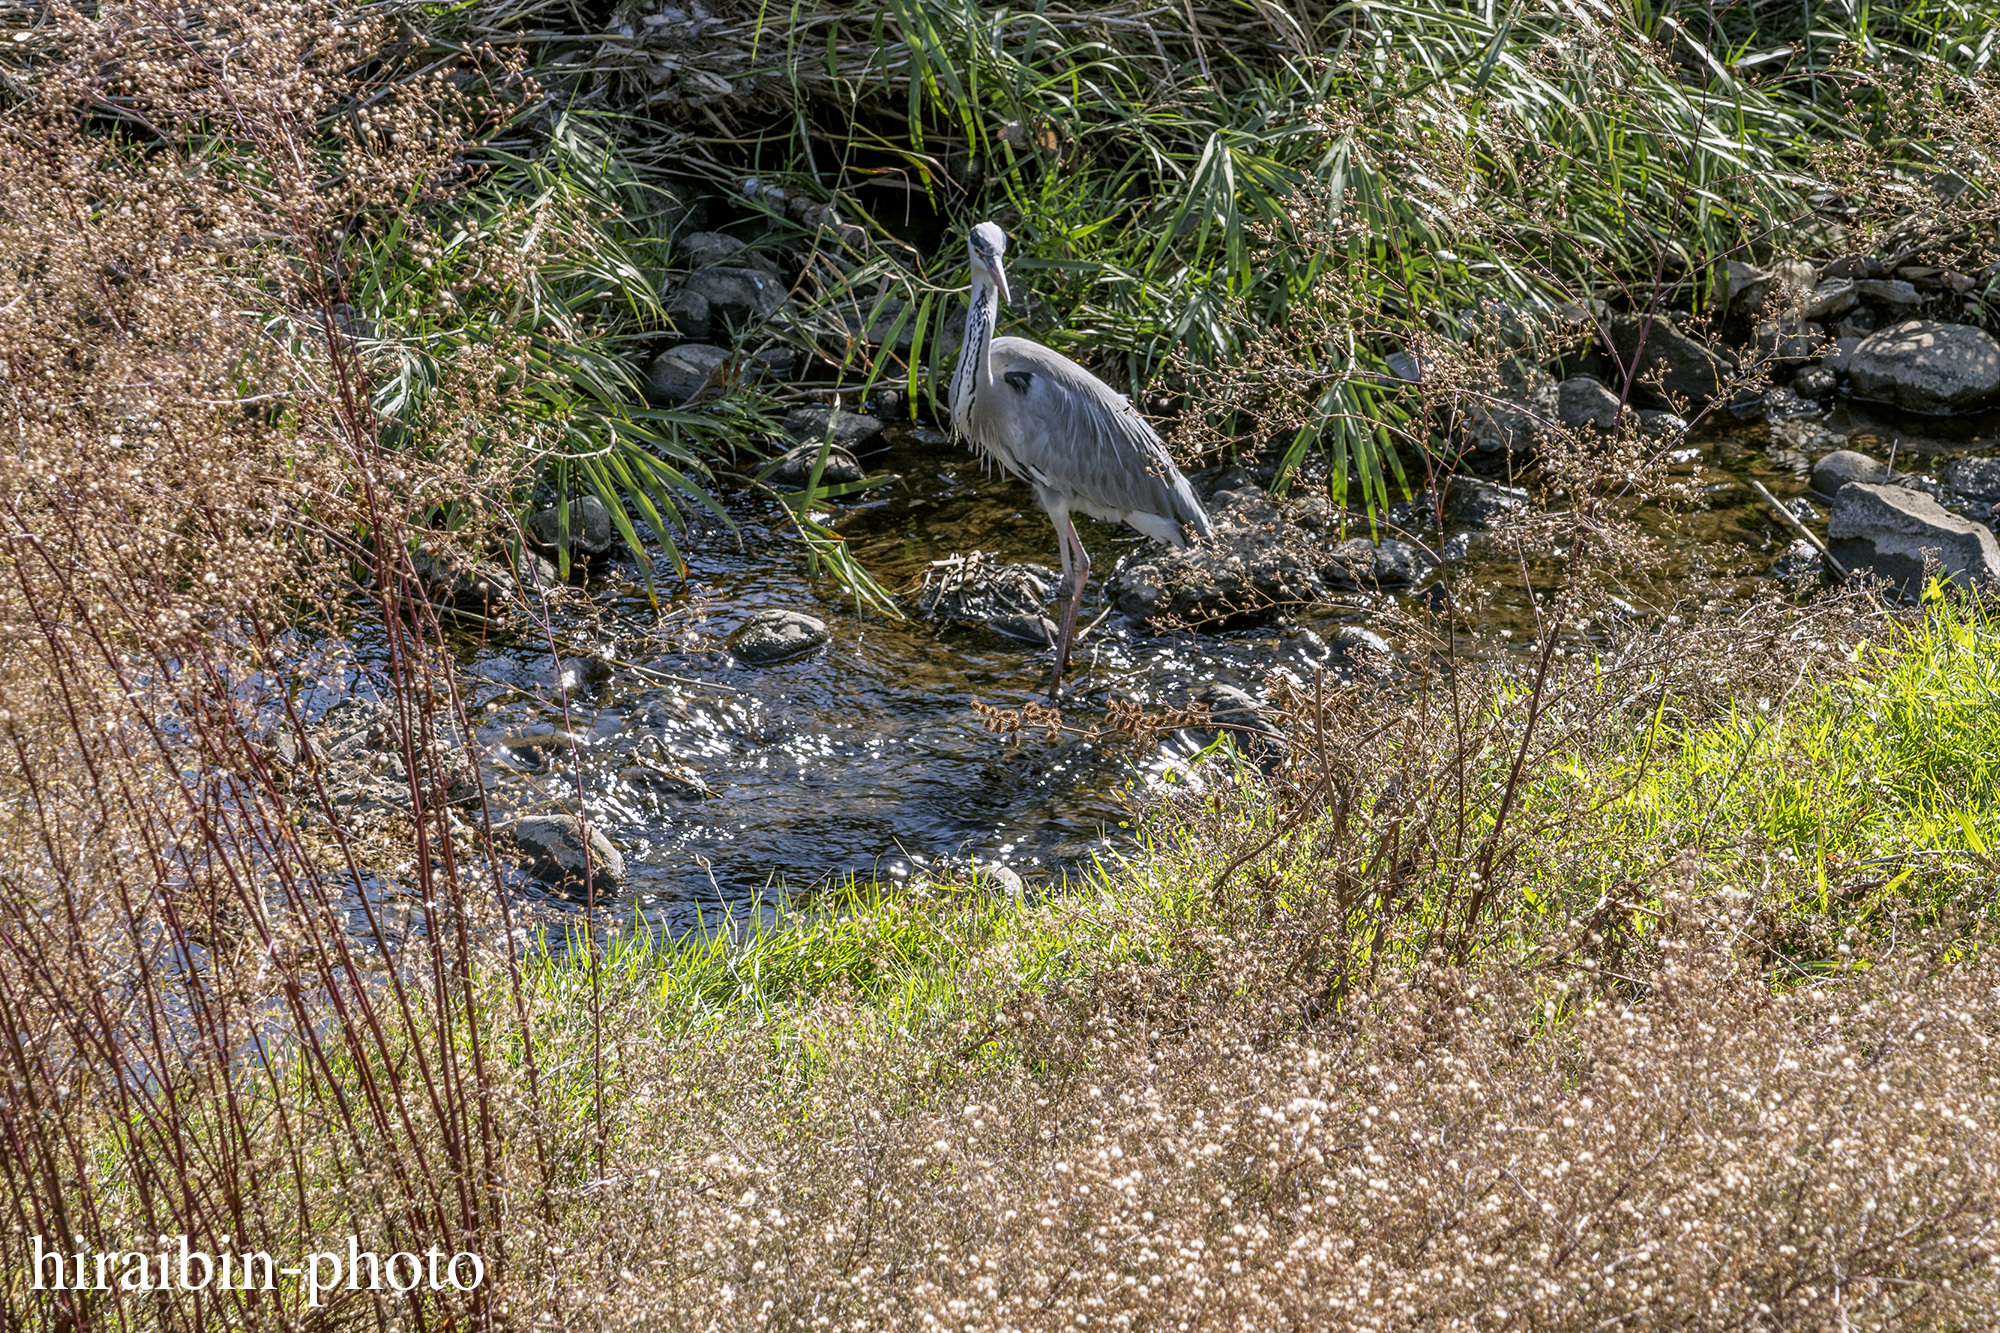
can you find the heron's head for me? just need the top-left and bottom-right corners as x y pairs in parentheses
(969, 221), (1010, 306)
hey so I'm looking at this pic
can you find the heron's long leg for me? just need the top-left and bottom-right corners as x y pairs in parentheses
(1049, 518), (1090, 704)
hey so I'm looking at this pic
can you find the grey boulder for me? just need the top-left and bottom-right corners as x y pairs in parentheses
(1846, 320), (2000, 413)
(1799, 280), (1857, 322)
(768, 440), (865, 489)
(529, 494), (616, 556)
(647, 343), (730, 405)
(680, 231), (777, 274)
(1446, 476), (1529, 526)
(1827, 482), (2000, 588)
(1320, 537), (1424, 589)
(664, 287), (711, 341)
(1180, 682), (1279, 753)
(1608, 314), (1738, 406)
(511, 815), (625, 895)
(1754, 316), (1823, 362)
(681, 266), (788, 328)
(728, 609), (831, 665)
(1464, 356), (1557, 454)
(1854, 278), (1921, 308)
(782, 405), (885, 453)
(1811, 449), (1892, 498)
(1556, 376), (1624, 431)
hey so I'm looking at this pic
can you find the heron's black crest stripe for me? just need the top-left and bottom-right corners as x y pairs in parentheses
(1003, 369), (1033, 395)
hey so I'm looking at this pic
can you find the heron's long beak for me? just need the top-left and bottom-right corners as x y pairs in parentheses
(990, 257), (1011, 308)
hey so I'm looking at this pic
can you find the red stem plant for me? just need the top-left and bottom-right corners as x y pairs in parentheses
(0, 5), (569, 1325)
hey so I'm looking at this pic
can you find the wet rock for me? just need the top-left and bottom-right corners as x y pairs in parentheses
(1464, 356), (1557, 454)
(664, 288), (710, 341)
(1385, 350), (1423, 383)
(1211, 483), (1281, 527)
(284, 697), (481, 826)
(1836, 308), (1879, 340)
(1110, 524), (1320, 623)
(1181, 682), (1279, 753)
(557, 655), (615, 696)
(1608, 313), (1738, 406)
(511, 814), (625, 895)
(1320, 537), (1424, 589)
(1846, 320), (2000, 413)
(987, 613), (1057, 646)
(490, 728), (583, 770)
(1827, 482), (2000, 588)
(410, 541), (557, 613)
(781, 405), (884, 453)
(841, 297), (914, 350)
(1760, 387), (1822, 423)
(1944, 456), (2000, 502)
(529, 494), (616, 556)
(646, 343), (729, 405)
(1556, 376), (1624, 431)
(767, 440), (865, 489)
(1811, 449), (1892, 498)
(1772, 418), (1846, 455)
(916, 553), (1057, 640)
(727, 608), (831, 665)
(1792, 365), (1838, 399)
(681, 266), (787, 328)
(1445, 476), (1530, 526)
(1330, 625), (1393, 658)
(1771, 538), (1826, 586)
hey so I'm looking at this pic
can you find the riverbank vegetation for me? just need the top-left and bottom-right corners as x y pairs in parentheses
(5, 0), (2000, 1327)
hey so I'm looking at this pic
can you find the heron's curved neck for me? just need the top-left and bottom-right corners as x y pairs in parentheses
(950, 271), (1000, 442)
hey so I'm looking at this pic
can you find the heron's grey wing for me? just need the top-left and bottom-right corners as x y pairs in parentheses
(981, 338), (1212, 543)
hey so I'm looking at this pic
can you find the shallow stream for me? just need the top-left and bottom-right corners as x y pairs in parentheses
(428, 399), (1998, 932)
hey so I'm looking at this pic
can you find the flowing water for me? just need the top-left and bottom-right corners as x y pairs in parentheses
(427, 399), (1998, 933)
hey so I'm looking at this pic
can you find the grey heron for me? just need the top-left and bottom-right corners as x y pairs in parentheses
(948, 221), (1213, 703)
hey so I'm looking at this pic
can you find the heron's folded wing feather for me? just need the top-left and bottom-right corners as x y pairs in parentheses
(983, 338), (1212, 540)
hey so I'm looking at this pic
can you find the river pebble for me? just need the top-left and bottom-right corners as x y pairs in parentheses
(728, 608), (832, 664)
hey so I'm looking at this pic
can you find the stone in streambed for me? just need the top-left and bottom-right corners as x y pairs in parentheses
(1607, 314), (1738, 406)
(529, 494), (616, 556)
(1845, 320), (2000, 413)
(1556, 376), (1625, 431)
(1811, 450), (1894, 498)
(646, 343), (730, 405)
(410, 541), (557, 612)
(727, 609), (831, 665)
(1463, 356), (1556, 455)
(511, 815), (625, 895)
(781, 405), (885, 453)
(1827, 482), (2000, 589)
(767, 440), (865, 489)
(664, 287), (711, 341)
(1945, 457), (2000, 502)
(680, 266), (787, 327)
